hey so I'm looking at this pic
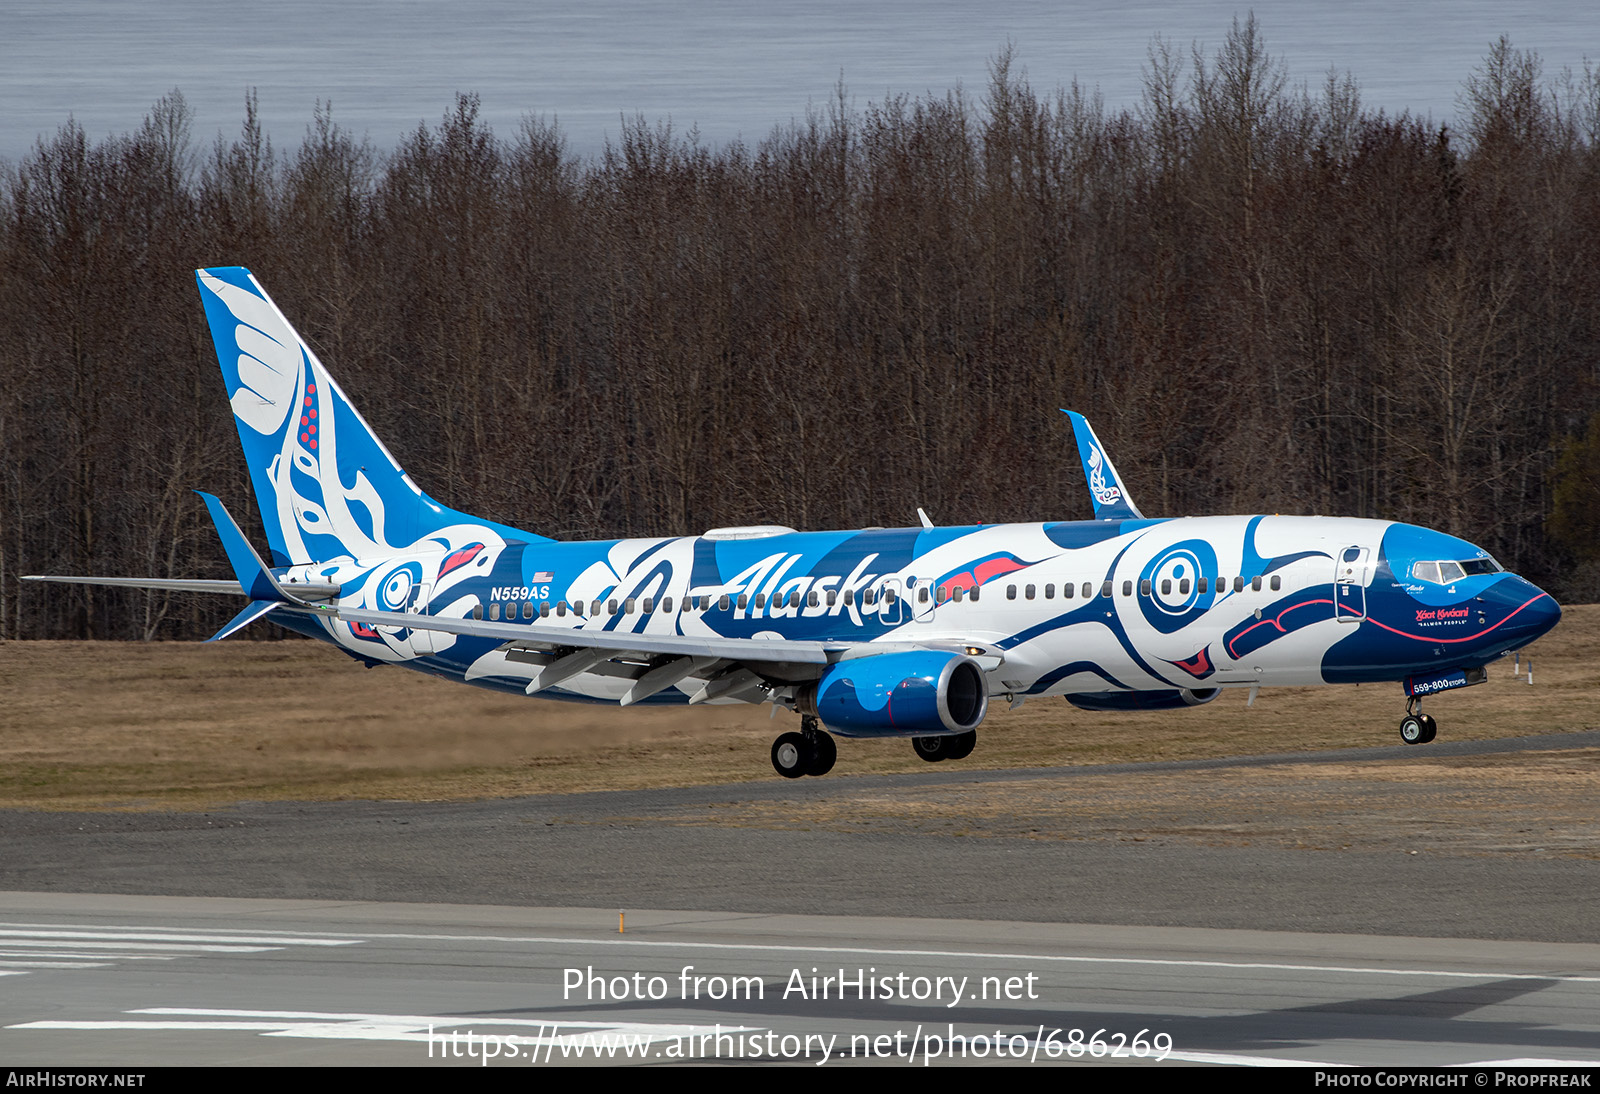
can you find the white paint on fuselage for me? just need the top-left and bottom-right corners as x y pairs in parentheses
(293, 513), (1401, 703)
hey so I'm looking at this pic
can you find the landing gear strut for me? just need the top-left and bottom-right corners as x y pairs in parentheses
(1398, 697), (1438, 745)
(771, 716), (837, 778)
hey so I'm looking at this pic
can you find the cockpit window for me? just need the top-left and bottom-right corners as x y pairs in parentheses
(1412, 558), (1501, 584)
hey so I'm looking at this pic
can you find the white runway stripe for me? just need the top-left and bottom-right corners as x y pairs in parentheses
(0, 927), (361, 946)
(0, 960), (112, 969)
(0, 923), (364, 979)
(0, 939), (278, 953)
(0, 949), (175, 961)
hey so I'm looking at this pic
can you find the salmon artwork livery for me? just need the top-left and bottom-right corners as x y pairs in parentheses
(26, 268), (1563, 778)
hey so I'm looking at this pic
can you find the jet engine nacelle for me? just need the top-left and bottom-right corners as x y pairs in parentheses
(808, 650), (989, 738)
(1065, 688), (1221, 712)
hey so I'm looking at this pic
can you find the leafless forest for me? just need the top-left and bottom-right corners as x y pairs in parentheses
(4, 24), (1599, 640)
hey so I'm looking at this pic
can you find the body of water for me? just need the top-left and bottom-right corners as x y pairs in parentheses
(2, 1), (1594, 162)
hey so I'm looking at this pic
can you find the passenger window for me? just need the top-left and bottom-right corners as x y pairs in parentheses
(952, 587), (963, 603)
(1044, 583), (1055, 599)
(827, 590), (838, 607)
(1233, 577), (1244, 593)
(608, 598), (618, 614)
(843, 589), (854, 607)
(736, 593), (748, 610)
(522, 601), (533, 619)
(936, 587), (948, 605)
(1122, 580), (1133, 596)
(624, 598), (636, 614)
(1251, 576), (1261, 592)
(556, 601), (567, 617)
(1179, 579), (1190, 594)
(662, 597), (673, 613)
(540, 602), (550, 618)
(1199, 577), (1208, 593)
(883, 588), (897, 605)
(1063, 583), (1074, 599)
(1270, 576), (1281, 591)
(864, 588), (877, 606)
(473, 605), (483, 620)
(1101, 581), (1112, 598)
(1139, 579), (1151, 596)
(970, 586), (980, 603)
(1082, 582), (1093, 598)
(592, 599), (603, 615)
(1161, 579), (1171, 595)
(1007, 585), (1017, 600)
(642, 597), (653, 613)
(718, 594), (731, 611)
(1025, 584), (1036, 600)
(489, 603), (501, 621)
(809, 590), (821, 607)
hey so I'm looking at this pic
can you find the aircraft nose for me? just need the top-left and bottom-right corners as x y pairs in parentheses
(1496, 579), (1561, 647)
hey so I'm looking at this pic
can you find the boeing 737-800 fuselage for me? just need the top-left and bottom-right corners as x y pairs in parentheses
(26, 268), (1562, 777)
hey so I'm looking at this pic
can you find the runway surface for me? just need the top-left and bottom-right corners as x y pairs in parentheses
(3, 732), (1599, 941)
(2, 892), (1599, 1067)
(5, 733), (1600, 1065)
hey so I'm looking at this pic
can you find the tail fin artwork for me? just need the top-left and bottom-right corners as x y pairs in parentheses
(1061, 410), (1144, 521)
(195, 267), (545, 566)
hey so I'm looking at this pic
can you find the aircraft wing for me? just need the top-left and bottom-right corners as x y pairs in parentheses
(329, 605), (1003, 703)
(333, 605), (839, 665)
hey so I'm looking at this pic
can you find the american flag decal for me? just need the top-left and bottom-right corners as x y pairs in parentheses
(532, 571), (554, 583)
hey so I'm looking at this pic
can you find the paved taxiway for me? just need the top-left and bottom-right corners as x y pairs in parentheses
(3, 892), (1599, 1067)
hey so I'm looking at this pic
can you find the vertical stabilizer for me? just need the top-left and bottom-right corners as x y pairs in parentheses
(195, 267), (542, 565)
(1061, 410), (1145, 520)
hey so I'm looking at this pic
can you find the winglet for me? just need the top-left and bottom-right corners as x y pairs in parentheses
(197, 491), (292, 603)
(206, 599), (280, 643)
(1061, 411), (1144, 520)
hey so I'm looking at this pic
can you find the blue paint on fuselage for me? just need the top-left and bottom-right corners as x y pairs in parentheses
(274, 514), (1559, 704)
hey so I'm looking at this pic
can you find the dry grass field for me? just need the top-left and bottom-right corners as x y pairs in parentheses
(0, 606), (1593, 811)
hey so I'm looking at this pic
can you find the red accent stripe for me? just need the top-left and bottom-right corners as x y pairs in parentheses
(974, 557), (1028, 584)
(1359, 592), (1553, 645)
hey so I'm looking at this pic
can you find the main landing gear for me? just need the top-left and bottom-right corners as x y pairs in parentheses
(771, 716), (837, 778)
(1398, 697), (1438, 745)
(912, 730), (977, 763)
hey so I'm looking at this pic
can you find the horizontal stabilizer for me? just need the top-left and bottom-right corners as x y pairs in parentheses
(21, 576), (249, 595)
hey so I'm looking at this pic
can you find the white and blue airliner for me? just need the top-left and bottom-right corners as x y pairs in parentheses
(27, 268), (1563, 778)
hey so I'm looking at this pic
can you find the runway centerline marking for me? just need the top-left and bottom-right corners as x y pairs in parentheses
(2, 922), (1592, 984)
(201, 929), (1598, 985)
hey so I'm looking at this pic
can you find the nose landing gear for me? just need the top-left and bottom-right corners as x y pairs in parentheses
(1399, 697), (1438, 745)
(771, 715), (837, 778)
